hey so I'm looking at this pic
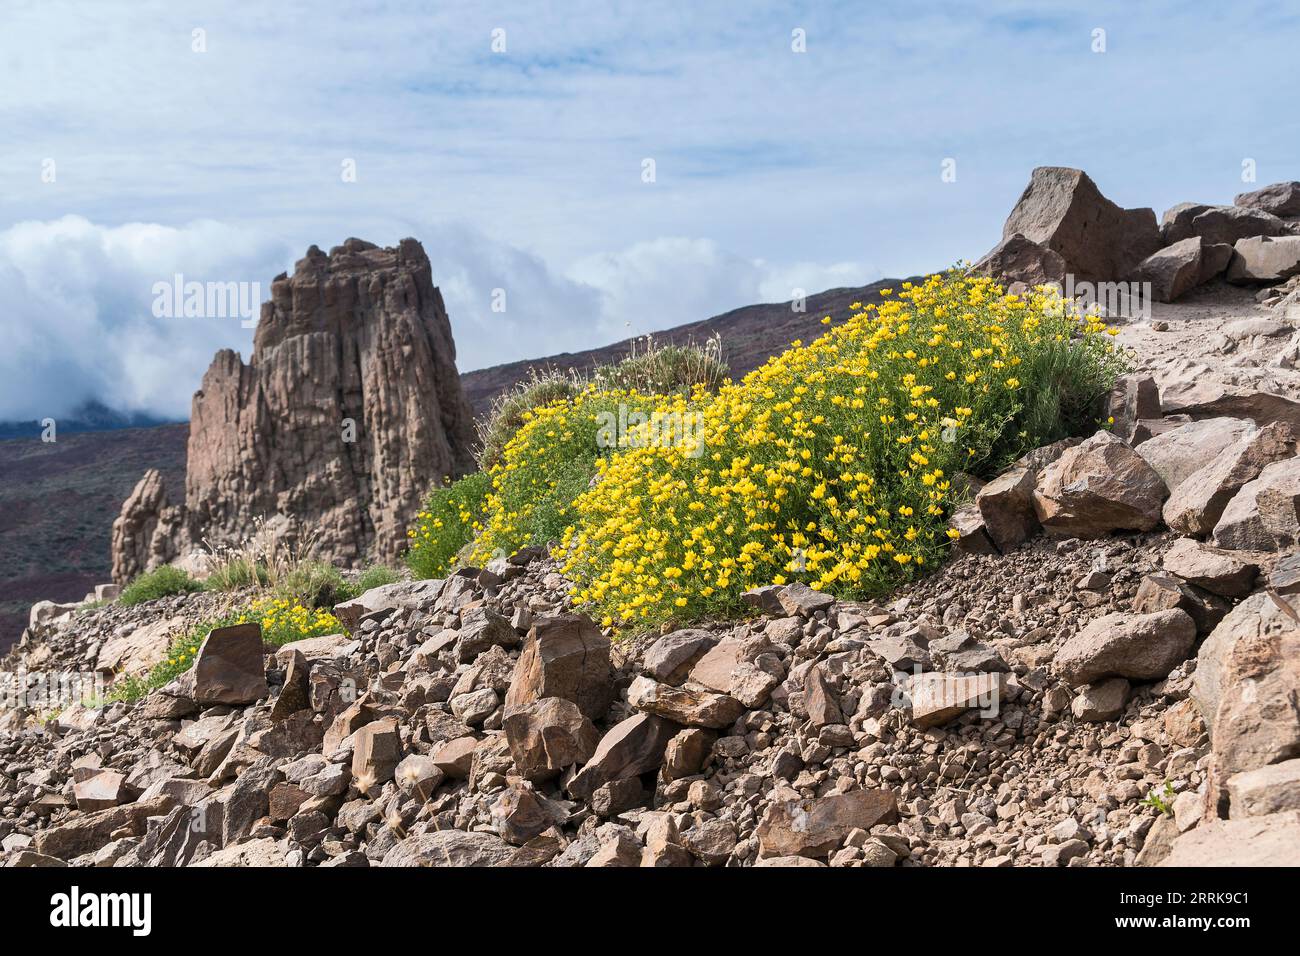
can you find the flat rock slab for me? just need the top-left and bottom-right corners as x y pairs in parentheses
(758, 789), (898, 858)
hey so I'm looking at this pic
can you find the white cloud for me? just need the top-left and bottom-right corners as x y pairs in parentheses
(0, 216), (287, 421)
(567, 238), (872, 344)
(0, 216), (873, 418)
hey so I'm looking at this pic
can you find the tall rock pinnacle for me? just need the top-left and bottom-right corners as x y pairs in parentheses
(111, 238), (478, 580)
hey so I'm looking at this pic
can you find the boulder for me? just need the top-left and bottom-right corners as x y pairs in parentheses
(687, 635), (783, 707)
(1054, 609), (1196, 686)
(662, 728), (715, 781)
(269, 648), (311, 721)
(1135, 417), (1256, 493)
(1033, 431), (1167, 536)
(455, 606), (520, 662)
(970, 233), (1067, 288)
(192, 623), (269, 706)
(351, 717), (402, 795)
(1070, 678), (1130, 722)
(1227, 758), (1300, 818)
(974, 467), (1038, 553)
(73, 771), (131, 812)
(1235, 181), (1300, 218)
(907, 672), (1007, 728)
(1103, 375), (1161, 444)
(394, 755), (443, 798)
(505, 614), (613, 721)
(757, 789), (898, 858)
(777, 582), (835, 616)
(1269, 552), (1300, 595)
(1128, 237), (1213, 303)
(1226, 235), (1300, 284)
(1001, 167), (1161, 283)
(641, 629), (718, 683)
(96, 615), (188, 676)
(491, 787), (557, 845)
(1161, 538), (1258, 599)
(1158, 382), (1300, 432)
(380, 830), (515, 867)
(1192, 592), (1300, 777)
(1132, 573), (1230, 635)
(948, 504), (997, 555)
(1163, 422), (1296, 536)
(33, 796), (173, 860)
(1160, 811), (1300, 866)
(626, 676), (744, 729)
(1213, 456), (1300, 551)
(334, 580), (442, 633)
(191, 838), (288, 868)
(567, 714), (677, 801)
(502, 697), (600, 781)
(1163, 202), (1292, 247)
(431, 736), (480, 779)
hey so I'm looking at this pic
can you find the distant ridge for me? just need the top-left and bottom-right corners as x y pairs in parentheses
(459, 278), (915, 416)
(0, 400), (178, 440)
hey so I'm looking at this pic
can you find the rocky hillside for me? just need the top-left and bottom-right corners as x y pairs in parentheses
(3, 169), (1300, 869)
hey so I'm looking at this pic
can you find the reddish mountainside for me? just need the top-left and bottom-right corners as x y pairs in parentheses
(460, 279), (908, 416)
(0, 424), (188, 652)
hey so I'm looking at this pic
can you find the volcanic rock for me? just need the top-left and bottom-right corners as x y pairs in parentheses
(110, 239), (478, 579)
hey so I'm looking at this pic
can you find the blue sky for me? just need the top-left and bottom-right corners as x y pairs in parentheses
(1, 0), (1298, 419)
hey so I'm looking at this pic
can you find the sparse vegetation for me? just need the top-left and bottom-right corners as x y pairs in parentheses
(1141, 781), (1177, 817)
(118, 566), (202, 606)
(410, 338), (731, 576)
(406, 471), (492, 579)
(201, 519), (393, 608)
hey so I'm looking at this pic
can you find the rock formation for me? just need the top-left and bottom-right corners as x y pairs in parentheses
(111, 239), (477, 580)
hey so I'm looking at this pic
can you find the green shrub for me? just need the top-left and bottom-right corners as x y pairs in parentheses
(336, 565), (402, 602)
(466, 387), (673, 565)
(478, 370), (582, 468)
(559, 272), (1127, 627)
(118, 566), (202, 606)
(591, 335), (727, 395)
(405, 472), (493, 578)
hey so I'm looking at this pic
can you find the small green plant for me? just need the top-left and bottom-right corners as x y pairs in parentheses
(478, 369), (582, 469)
(118, 566), (202, 606)
(1141, 781), (1177, 817)
(406, 472), (492, 579)
(337, 565), (402, 601)
(591, 334), (727, 396)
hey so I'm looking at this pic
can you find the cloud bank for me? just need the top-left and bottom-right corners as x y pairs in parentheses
(0, 218), (872, 420)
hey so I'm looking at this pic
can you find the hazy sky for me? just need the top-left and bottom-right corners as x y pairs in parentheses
(1, 0), (1297, 419)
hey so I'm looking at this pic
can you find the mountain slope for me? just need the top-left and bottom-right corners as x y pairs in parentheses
(461, 279), (910, 416)
(0, 424), (188, 651)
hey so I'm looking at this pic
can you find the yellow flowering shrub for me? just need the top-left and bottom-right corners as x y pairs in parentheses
(406, 471), (492, 578)
(467, 388), (673, 564)
(238, 597), (341, 647)
(559, 272), (1125, 627)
